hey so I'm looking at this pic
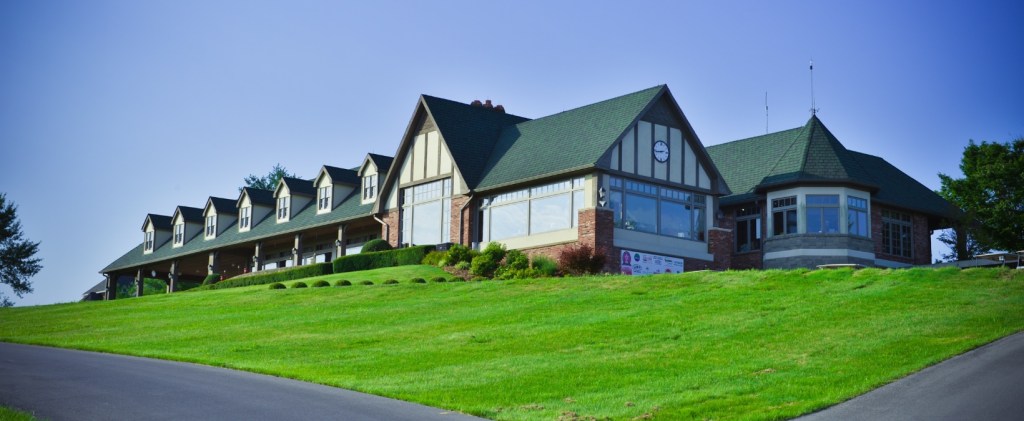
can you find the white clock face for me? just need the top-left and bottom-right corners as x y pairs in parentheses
(653, 140), (669, 162)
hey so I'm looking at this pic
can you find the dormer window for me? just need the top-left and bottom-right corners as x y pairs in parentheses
(144, 231), (154, 252)
(363, 175), (377, 201)
(205, 215), (216, 238)
(240, 206), (251, 229)
(173, 223), (184, 246)
(277, 197), (289, 221)
(318, 186), (331, 211)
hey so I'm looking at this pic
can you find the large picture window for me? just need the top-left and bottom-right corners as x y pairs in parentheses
(401, 178), (451, 245)
(607, 177), (706, 241)
(882, 210), (913, 258)
(847, 196), (869, 237)
(481, 178), (585, 242)
(736, 206), (761, 252)
(806, 195), (840, 233)
(771, 196), (797, 236)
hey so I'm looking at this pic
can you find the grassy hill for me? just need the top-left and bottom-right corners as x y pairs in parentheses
(2, 266), (1023, 420)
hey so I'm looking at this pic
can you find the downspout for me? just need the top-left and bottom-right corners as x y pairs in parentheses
(373, 214), (390, 246)
(458, 193), (474, 246)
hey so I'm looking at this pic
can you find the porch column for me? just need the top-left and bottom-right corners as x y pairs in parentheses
(135, 268), (144, 297)
(104, 274), (116, 300)
(293, 233), (303, 266)
(336, 224), (347, 259)
(168, 260), (179, 293)
(253, 241), (263, 272)
(208, 251), (219, 275)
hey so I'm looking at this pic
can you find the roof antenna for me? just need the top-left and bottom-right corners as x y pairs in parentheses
(765, 91), (769, 134)
(809, 60), (819, 115)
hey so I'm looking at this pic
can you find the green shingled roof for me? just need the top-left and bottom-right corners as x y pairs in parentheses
(475, 86), (665, 191)
(706, 115), (954, 219)
(102, 190), (373, 273)
(420, 95), (530, 189)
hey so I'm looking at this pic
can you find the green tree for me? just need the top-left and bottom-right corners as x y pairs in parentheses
(0, 193), (42, 307)
(936, 228), (987, 262)
(241, 163), (298, 191)
(938, 138), (1024, 253)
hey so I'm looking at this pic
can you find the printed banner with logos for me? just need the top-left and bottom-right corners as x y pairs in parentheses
(619, 249), (684, 275)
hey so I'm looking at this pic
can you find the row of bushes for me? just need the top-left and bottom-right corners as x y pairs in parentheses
(425, 243), (604, 279)
(268, 276), (465, 290)
(192, 263), (333, 291)
(332, 245), (434, 273)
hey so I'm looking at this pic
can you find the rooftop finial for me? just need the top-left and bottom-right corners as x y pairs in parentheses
(810, 60), (819, 115)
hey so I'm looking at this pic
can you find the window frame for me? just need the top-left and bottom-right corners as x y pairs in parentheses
(144, 231), (154, 252)
(317, 186), (331, 211)
(847, 196), (869, 237)
(771, 196), (798, 236)
(480, 177), (586, 242)
(239, 206), (251, 229)
(735, 205), (762, 252)
(363, 175), (377, 201)
(277, 197), (289, 221)
(881, 209), (913, 258)
(173, 223), (184, 246)
(607, 176), (707, 242)
(400, 178), (452, 246)
(805, 194), (840, 234)
(205, 215), (216, 238)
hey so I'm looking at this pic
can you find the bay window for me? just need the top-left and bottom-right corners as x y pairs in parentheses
(806, 194), (840, 233)
(847, 196), (869, 237)
(771, 196), (798, 236)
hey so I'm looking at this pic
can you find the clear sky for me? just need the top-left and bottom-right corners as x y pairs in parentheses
(1, 1), (1022, 306)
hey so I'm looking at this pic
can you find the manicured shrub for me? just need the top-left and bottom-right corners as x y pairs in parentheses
(383, 279), (399, 285)
(470, 254), (498, 278)
(268, 282), (286, 290)
(496, 249), (533, 279)
(454, 261), (471, 271)
(421, 251), (446, 266)
(558, 245), (607, 276)
(191, 262), (334, 291)
(334, 280), (352, 287)
(359, 280), (374, 285)
(202, 274), (221, 286)
(431, 276), (447, 283)
(410, 277), (426, 284)
(361, 239), (393, 253)
(444, 244), (474, 266)
(292, 282), (308, 288)
(481, 242), (507, 262)
(333, 245), (435, 273)
(312, 280), (330, 288)
(531, 255), (559, 277)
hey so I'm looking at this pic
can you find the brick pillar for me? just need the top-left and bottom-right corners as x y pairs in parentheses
(451, 196), (472, 245)
(208, 251), (219, 275)
(578, 207), (618, 273)
(383, 210), (400, 248)
(708, 227), (733, 271)
(253, 241), (263, 272)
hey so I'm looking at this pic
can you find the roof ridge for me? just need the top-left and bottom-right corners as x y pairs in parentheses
(514, 85), (664, 128)
(763, 122), (811, 181)
(419, 94), (531, 121)
(707, 126), (804, 148)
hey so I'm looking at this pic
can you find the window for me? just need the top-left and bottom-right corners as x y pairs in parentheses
(277, 197), (289, 221)
(318, 186), (331, 211)
(735, 206), (761, 252)
(205, 215), (216, 237)
(771, 196), (797, 236)
(363, 175), (377, 201)
(144, 231), (154, 252)
(848, 196), (869, 237)
(882, 210), (913, 258)
(806, 195), (840, 233)
(240, 206), (251, 229)
(607, 177), (706, 241)
(400, 178), (451, 245)
(173, 223), (184, 245)
(480, 178), (585, 242)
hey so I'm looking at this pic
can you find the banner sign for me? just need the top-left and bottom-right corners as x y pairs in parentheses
(619, 249), (684, 275)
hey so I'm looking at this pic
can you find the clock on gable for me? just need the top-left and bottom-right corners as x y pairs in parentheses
(653, 140), (669, 163)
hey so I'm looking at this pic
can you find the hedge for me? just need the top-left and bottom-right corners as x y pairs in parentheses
(191, 263), (333, 291)
(332, 245), (435, 273)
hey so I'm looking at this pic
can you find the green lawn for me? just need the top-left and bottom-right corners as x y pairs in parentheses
(2, 266), (1023, 420)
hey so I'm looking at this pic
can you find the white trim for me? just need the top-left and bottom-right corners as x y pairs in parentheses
(764, 248), (875, 261)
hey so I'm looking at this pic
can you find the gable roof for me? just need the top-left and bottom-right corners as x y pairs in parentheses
(419, 95), (531, 188)
(173, 206), (204, 223)
(142, 214), (172, 231)
(238, 187), (275, 207)
(320, 165), (360, 186)
(475, 86), (666, 191)
(367, 153), (394, 174)
(277, 177), (315, 197)
(706, 115), (954, 219)
(206, 197), (238, 215)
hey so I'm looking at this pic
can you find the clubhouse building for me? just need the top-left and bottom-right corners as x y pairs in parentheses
(100, 85), (955, 298)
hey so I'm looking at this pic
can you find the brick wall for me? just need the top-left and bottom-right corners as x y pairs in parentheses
(719, 204), (765, 270)
(450, 195), (472, 245)
(708, 228), (732, 270)
(382, 209), (400, 248)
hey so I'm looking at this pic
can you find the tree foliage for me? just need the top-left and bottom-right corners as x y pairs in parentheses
(0, 193), (42, 307)
(938, 138), (1024, 253)
(241, 163), (298, 192)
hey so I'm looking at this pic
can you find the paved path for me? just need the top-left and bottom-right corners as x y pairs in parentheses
(797, 331), (1024, 420)
(0, 342), (484, 421)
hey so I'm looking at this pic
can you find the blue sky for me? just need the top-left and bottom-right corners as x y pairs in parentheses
(2, 1), (1022, 306)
